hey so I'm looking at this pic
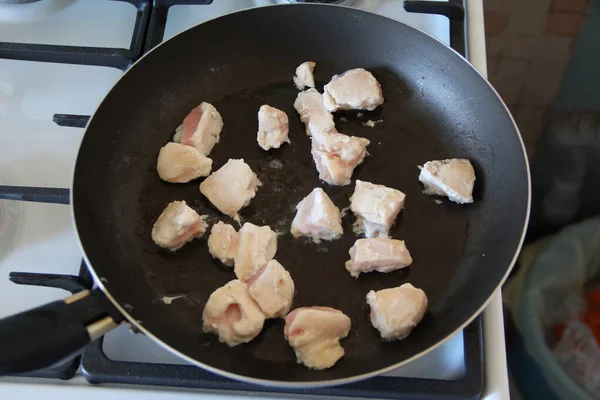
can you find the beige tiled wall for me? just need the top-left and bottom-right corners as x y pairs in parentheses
(484, 0), (589, 159)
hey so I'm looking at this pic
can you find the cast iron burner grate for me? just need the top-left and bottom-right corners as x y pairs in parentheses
(80, 320), (483, 400)
(0, 1), (482, 398)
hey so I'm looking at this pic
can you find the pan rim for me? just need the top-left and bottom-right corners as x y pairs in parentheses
(71, 3), (531, 387)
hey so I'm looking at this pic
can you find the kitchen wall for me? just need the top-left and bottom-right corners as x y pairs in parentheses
(527, 0), (600, 236)
(484, 0), (591, 160)
(553, 0), (600, 111)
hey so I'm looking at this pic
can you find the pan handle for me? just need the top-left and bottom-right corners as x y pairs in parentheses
(0, 289), (122, 375)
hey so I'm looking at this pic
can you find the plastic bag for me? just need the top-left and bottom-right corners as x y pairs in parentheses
(553, 320), (600, 398)
(511, 217), (600, 400)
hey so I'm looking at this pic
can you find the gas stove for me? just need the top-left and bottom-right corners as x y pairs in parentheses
(0, 1), (508, 399)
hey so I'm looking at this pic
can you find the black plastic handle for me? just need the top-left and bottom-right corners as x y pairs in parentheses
(0, 289), (122, 375)
(0, 186), (70, 205)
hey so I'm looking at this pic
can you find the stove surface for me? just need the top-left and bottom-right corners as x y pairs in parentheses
(0, 1), (502, 399)
(102, 322), (466, 379)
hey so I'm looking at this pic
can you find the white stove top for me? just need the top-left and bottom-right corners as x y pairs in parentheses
(0, 0), (509, 398)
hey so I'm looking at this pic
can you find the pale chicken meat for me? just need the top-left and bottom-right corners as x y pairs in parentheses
(418, 159), (475, 204)
(178, 102), (223, 156)
(290, 187), (343, 242)
(207, 221), (239, 266)
(293, 61), (316, 90)
(350, 180), (406, 238)
(284, 307), (351, 370)
(199, 159), (262, 217)
(247, 259), (295, 318)
(345, 238), (413, 278)
(366, 283), (427, 341)
(233, 223), (278, 282)
(151, 201), (207, 251)
(293, 88), (336, 136)
(323, 68), (384, 112)
(202, 279), (265, 346)
(257, 105), (290, 151)
(311, 131), (370, 186)
(156, 142), (212, 183)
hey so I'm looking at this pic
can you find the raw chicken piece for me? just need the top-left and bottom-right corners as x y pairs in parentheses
(418, 159), (475, 204)
(345, 238), (413, 278)
(284, 307), (351, 370)
(311, 131), (370, 186)
(151, 201), (207, 251)
(350, 180), (406, 238)
(234, 223), (278, 282)
(202, 280), (265, 346)
(247, 260), (295, 318)
(290, 187), (343, 242)
(323, 68), (384, 112)
(207, 221), (239, 266)
(179, 102), (223, 156)
(199, 159), (262, 217)
(366, 283), (427, 341)
(156, 142), (212, 183)
(293, 61), (316, 90)
(257, 105), (290, 151)
(293, 88), (336, 136)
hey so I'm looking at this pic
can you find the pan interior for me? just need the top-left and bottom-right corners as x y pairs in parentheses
(73, 5), (528, 383)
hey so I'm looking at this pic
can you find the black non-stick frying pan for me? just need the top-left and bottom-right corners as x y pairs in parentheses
(0, 4), (530, 386)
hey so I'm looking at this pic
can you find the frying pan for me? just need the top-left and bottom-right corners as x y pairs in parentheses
(0, 4), (530, 386)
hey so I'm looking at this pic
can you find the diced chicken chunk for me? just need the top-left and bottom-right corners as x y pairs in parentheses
(156, 142), (212, 183)
(294, 88), (336, 136)
(234, 223), (278, 282)
(179, 102), (224, 156)
(284, 307), (351, 370)
(293, 61), (316, 90)
(418, 159), (475, 204)
(247, 260), (295, 318)
(207, 221), (239, 266)
(311, 131), (370, 186)
(199, 159), (262, 217)
(151, 201), (207, 251)
(323, 68), (384, 112)
(345, 238), (413, 278)
(350, 180), (406, 238)
(291, 187), (343, 242)
(202, 280), (265, 346)
(366, 283), (427, 341)
(257, 105), (290, 151)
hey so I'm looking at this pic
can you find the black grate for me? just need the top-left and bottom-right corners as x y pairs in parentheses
(53, 114), (90, 129)
(81, 318), (483, 400)
(0, 1), (482, 399)
(0, 0), (151, 71)
(145, 0), (213, 53)
(0, 186), (70, 204)
(404, 0), (467, 57)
